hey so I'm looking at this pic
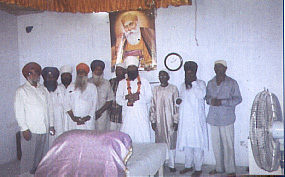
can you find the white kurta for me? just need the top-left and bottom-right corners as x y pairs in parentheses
(177, 80), (208, 151)
(116, 76), (152, 143)
(14, 81), (54, 134)
(15, 82), (53, 174)
(88, 78), (114, 131)
(150, 84), (179, 149)
(58, 83), (74, 132)
(49, 86), (66, 137)
(65, 83), (98, 130)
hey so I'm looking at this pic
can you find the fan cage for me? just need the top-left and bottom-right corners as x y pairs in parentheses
(249, 90), (281, 172)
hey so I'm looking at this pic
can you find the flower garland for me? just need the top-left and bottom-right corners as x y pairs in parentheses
(127, 75), (141, 94)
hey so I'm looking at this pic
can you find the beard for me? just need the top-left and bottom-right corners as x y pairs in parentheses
(92, 73), (104, 87)
(28, 77), (40, 86)
(44, 80), (58, 92)
(185, 79), (193, 90)
(75, 75), (88, 92)
(125, 22), (141, 45)
(116, 74), (125, 81)
(185, 74), (197, 89)
(127, 70), (139, 81)
(61, 77), (72, 87)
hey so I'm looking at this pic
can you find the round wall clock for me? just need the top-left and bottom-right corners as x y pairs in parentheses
(164, 53), (183, 71)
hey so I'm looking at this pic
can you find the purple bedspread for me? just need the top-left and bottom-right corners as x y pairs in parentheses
(35, 130), (132, 177)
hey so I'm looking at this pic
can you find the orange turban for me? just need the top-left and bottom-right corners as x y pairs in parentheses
(121, 12), (138, 25)
(22, 62), (42, 78)
(76, 63), (90, 74)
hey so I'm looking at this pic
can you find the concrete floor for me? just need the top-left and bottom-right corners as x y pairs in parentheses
(0, 159), (20, 177)
(162, 163), (249, 176)
(0, 159), (249, 177)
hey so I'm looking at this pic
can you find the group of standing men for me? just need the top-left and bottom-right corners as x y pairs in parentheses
(14, 56), (149, 175)
(150, 60), (242, 176)
(14, 56), (242, 176)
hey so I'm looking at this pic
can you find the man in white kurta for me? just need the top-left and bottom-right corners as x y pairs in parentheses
(65, 63), (98, 130)
(150, 70), (179, 172)
(14, 62), (54, 174)
(58, 65), (74, 131)
(49, 87), (65, 136)
(42, 67), (66, 148)
(116, 56), (152, 143)
(88, 60), (114, 131)
(176, 61), (208, 176)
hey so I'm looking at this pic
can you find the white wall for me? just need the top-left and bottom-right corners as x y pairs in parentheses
(0, 10), (20, 164)
(13, 0), (284, 167)
(17, 12), (112, 83)
(156, 0), (283, 166)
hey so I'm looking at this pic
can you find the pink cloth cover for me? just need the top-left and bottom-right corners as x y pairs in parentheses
(35, 130), (132, 177)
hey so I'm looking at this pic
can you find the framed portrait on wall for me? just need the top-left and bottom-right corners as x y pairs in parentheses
(109, 10), (157, 72)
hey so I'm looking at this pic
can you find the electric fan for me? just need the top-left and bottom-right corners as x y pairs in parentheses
(249, 89), (284, 174)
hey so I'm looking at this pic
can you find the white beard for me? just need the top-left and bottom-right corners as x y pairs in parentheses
(92, 74), (104, 87)
(125, 22), (141, 46)
(28, 77), (40, 86)
(75, 75), (88, 93)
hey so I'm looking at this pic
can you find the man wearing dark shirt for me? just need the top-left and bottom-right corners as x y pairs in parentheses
(109, 62), (126, 130)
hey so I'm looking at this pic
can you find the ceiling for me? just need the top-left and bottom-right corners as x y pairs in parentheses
(0, 2), (43, 16)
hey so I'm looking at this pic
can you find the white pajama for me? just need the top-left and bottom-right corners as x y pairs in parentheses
(176, 80), (208, 171)
(168, 149), (176, 168)
(211, 124), (236, 173)
(184, 147), (204, 171)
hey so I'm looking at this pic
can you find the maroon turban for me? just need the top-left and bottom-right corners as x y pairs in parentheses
(22, 62), (42, 78)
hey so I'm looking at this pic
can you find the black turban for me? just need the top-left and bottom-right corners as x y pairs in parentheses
(90, 60), (105, 72)
(22, 62), (42, 78)
(42, 67), (60, 80)
(184, 61), (198, 74)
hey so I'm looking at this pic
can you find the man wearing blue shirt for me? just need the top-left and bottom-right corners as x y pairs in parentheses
(206, 60), (242, 176)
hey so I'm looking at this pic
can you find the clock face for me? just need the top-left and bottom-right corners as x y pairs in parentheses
(164, 53), (183, 71)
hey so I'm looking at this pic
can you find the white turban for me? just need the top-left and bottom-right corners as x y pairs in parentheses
(116, 62), (126, 69)
(60, 65), (73, 75)
(124, 56), (139, 68)
(214, 60), (227, 67)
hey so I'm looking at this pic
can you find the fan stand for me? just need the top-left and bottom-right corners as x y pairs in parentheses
(248, 139), (284, 175)
(249, 89), (284, 175)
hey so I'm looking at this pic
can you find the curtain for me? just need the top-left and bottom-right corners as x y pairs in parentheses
(0, 0), (191, 13)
